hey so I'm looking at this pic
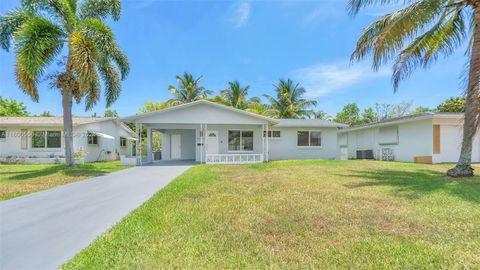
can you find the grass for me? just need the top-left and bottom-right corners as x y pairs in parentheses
(0, 161), (129, 200)
(63, 160), (480, 269)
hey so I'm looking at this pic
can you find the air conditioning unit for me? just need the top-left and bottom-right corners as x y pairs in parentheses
(381, 148), (395, 161)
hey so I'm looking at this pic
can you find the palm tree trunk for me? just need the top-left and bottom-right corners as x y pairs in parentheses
(447, 5), (480, 177)
(63, 87), (74, 165)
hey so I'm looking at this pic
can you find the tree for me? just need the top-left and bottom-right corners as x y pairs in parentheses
(138, 101), (173, 113)
(349, 0), (480, 177)
(334, 103), (361, 126)
(1, 0), (129, 165)
(104, 109), (119, 118)
(411, 106), (435, 114)
(309, 110), (332, 120)
(39, 111), (53, 117)
(362, 107), (377, 124)
(263, 79), (317, 119)
(221, 81), (250, 109)
(437, 97), (466, 112)
(168, 72), (212, 105)
(0, 97), (29, 116)
(374, 102), (412, 121)
(245, 102), (270, 116)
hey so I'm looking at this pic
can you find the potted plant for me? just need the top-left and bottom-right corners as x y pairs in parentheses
(73, 151), (87, 164)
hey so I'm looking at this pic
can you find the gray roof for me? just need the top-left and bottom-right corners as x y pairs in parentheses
(0, 116), (135, 134)
(339, 112), (464, 132)
(0, 116), (116, 126)
(274, 118), (347, 128)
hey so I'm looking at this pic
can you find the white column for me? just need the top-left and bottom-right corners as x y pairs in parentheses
(205, 124), (208, 163)
(199, 124), (203, 164)
(262, 124), (265, 162)
(266, 124), (269, 162)
(135, 122), (140, 165)
(146, 127), (152, 163)
(139, 123), (143, 166)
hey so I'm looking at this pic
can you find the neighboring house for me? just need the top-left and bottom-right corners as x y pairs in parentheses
(338, 112), (480, 164)
(0, 117), (135, 164)
(122, 100), (347, 164)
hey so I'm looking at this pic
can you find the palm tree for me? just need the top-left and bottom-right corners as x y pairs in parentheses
(309, 110), (332, 120)
(168, 72), (212, 105)
(349, 0), (480, 177)
(263, 79), (317, 119)
(220, 81), (250, 109)
(0, 0), (129, 165)
(221, 81), (250, 109)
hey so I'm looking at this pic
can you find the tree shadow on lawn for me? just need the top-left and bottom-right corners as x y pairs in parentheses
(2, 164), (114, 181)
(342, 168), (480, 204)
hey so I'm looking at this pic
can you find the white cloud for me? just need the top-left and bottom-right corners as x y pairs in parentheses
(228, 1), (251, 28)
(291, 61), (390, 98)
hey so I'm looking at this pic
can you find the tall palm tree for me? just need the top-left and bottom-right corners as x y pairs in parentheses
(221, 81), (250, 109)
(349, 0), (480, 177)
(0, 0), (129, 165)
(263, 79), (317, 119)
(168, 72), (212, 105)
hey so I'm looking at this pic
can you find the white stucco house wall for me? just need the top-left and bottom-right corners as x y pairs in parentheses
(122, 100), (347, 165)
(0, 117), (135, 164)
(338, 112), (480, 164)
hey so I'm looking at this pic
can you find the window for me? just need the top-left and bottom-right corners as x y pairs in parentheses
(88, 132), (98, 145)
(263, 130), (281, 138)
(0, 130), (5, 139)
(228, 130), (254, 151)
(297, 131), (322, 147)
(32, 131), (61, 148)
(120, 137), (127, 147)
(47, 131), (61, 148)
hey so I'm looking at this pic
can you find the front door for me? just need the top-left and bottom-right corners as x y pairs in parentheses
(207, 131), (219, 154)
(171, 134), (181, 159)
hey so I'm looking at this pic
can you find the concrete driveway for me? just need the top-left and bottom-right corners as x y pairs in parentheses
(0, 161), (195, 270)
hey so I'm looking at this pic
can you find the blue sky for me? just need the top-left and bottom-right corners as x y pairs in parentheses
(0, 0), (468, 117)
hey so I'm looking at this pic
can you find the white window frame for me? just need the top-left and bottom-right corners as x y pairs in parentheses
(228, 130), (254, 152)
(0, 129), (6, 141)
(263, 130), (281, 139)
(87, 132), (99, 146)
(297, 130), (322, 148)
(31, 130), (62, 149)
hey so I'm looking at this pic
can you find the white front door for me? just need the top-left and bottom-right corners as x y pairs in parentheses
(171, 134), (181, 159)
(207, 130), (219, 154)
(340, 147), (348, 160)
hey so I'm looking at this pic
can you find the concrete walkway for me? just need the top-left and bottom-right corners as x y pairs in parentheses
(0, 161), (195, 270)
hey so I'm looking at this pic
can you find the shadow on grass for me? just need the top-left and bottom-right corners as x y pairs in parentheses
(3, 164), (115, 181)
(342, 169), (480, 204)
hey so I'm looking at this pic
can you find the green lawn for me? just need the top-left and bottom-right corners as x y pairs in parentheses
(0, 161), (129, 200)
(63, 160), (480, 269)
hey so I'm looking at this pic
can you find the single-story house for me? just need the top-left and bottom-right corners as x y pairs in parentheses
(0, 116), (135, 164)
(122, 100), (347, 165)
(338, 112), (479, 163)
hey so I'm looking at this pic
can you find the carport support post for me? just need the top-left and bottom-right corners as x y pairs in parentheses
(205, 124), (208, 163)
(265, 124), (269, 162)
(262, 124), (265, 161)
(146, 127), (152, 163)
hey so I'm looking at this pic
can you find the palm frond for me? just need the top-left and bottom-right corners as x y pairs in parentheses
(79, 0), (121, 21)
(69, 31), (97, 94)
(352, 0), (448, 70)
(0, 9), (29, 51)
(98, 60), (121, 107)
(84, 73), (101, 110)
(393, 6), (468, 90)
(347, 0), (414, 16)
(13, 16), (64, 100)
